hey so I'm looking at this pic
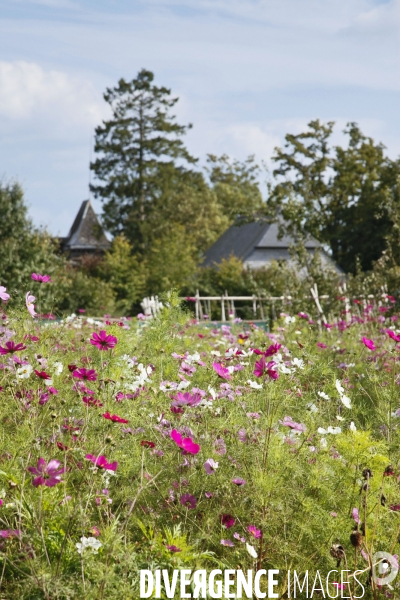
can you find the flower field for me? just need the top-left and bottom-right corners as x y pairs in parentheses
(0, 285), (400, 599)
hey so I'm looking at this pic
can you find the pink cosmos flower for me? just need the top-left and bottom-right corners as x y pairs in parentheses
(0, 529), (21, 538)
(90, 330), (118, 351)
(279, 416), (306, 433)
(170, 429), (200, 454)
(317, 342), (327, 349)
(221, 539), (234, 547)
(204, 458), (219, 474)
(31, 273), (52, 283)
(180, 493), (197, 509)
(102, 412), (129, 424)
(85, 454), (118, 471)
(212, 362), (231, 380)
(232, 477), (246, 486)
(0, 286), (10, 302)
(361, 337), (375, 351)
(352, 507), (360, 524)
(333, 583), (346, 590)
(171, 392), (202, 410)
(28, 457), (65, 487)
(73, 368), (97, 381)
(221, 514), (235, 528)
(0, 341), (26, 354)
(25, 292), (36, 318)
(247, 525), (262, 538)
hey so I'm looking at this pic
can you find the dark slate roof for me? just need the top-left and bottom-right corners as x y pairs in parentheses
(62, 200), (110, 252)
(202, 219), (320, 267)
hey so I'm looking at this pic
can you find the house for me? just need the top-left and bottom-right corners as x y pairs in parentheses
(203, 219), (341, 273)
(59, 200), (111, 261)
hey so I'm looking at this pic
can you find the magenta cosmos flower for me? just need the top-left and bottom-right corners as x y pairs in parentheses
(73, 368), (97, 381)
(221, 514), (235, 528)
(361, 337), (375, 351)
(212, 362), (231, 380)
(28, 458), (65, 487)
(166, 544), (181, 553)
(85, 454), (118, 471)
(0, 529), (21, 538)
(247, 525), (262, 538)
(25, 292), (36, 318)
(102, 412), (129, 424)
(34, 369), (52, 381)
(31, 273), (52, 283)
(170, 429), (200, 454)
(180, 493), (197, 509)
(0, 286), (10, 302)
(0, 341), (27, 355)
(279, 416), (306, 433)
(90, 330), (118, 351)
(386, 329), (400, 342)
(253, 357), (279, 380)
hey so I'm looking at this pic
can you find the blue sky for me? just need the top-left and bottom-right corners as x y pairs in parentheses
(0, 0), (399, 235)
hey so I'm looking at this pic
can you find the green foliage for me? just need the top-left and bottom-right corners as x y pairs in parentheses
(269, 120), (400, 273)
(90, 69), (198, 253)
(0, 295), (399, 598)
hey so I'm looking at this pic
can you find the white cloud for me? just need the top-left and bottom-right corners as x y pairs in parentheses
(0, 61), (106, 128)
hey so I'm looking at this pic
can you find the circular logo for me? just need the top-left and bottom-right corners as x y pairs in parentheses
(372, 552), (399, 587)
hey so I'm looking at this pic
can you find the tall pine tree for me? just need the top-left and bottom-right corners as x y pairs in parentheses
(90, 69), (197, 253)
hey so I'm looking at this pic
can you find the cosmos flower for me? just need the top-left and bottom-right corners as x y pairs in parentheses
(82, 396), (103, 407)
(73, 368), (98, 381)
(0, 341), (26, 354)
(170, 429), (200, 455)
(180, 493), (197, 509)
(279, 416), (306, 433)
(232, 478), (246, 486)
(90, 330), (118, 351)
(166, 545), (181, 552)
(352, 508), (360, 524)
(221, 539), (234, 547)
(246, 543), (258, 558)
(102, 412), (129, 424)
(28, 458), (65, 487)
(247, 525), (262, 539)
(25, 292), (36, 318)
(212, 362), (231, 380)
(31, 273), (52, 283)
(253, 357), (279, 380)
(361, 337), (375, 351)
(85, 454), (118, 471)
(0, 286), (10, 302)
(204, 458), (219, 474)
(221, 514), (235, 528)
(0, 529), (21, 538)
(76, 536), (102, 555)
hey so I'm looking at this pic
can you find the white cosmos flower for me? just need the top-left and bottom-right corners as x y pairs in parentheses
(76, 536), (102, 555)
(177, 380), (190, 391)
(210, 350), (221, 357)
(307, 403), (318, 413)
(340, 394), (352, 409)
(320, 437), (328, 448)
(327, 426), (342, 434)
(185, 352), (200, 364)
(349, 421), (357, 432)
(292, 358), (305, 370)
(336, 415), (345, 421)
(208, 386), (217, 400)
(318, 427), (327, 434)
(53, 361), (63, 375)
(335, 379), (345, 395)
(247, 380), (263, 389)
(16, 364), (33, 379)
(284, 316), (296, 324)
(318, 391), (330, 400)
(246, 543), (258, 559)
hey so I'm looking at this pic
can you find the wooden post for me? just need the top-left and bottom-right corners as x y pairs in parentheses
(195, 289), (200, 320)
(310, 284), (327, 325)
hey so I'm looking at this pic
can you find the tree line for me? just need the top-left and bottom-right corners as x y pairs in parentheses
(1, 68), (400, 315)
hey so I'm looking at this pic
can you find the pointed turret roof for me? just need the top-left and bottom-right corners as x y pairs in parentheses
(62, 200), (110, 253)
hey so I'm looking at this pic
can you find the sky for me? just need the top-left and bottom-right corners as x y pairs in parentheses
(0, 0), (399, 236)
